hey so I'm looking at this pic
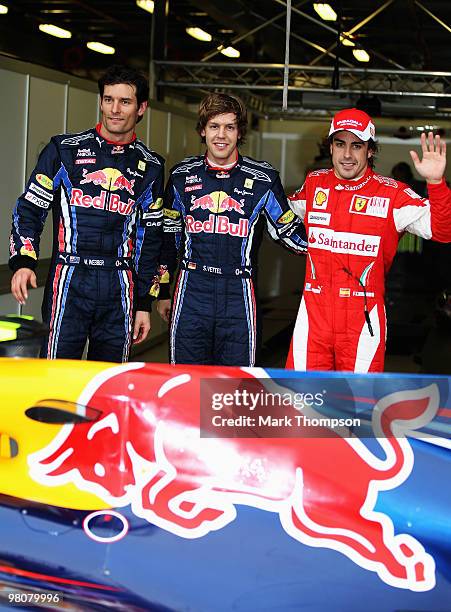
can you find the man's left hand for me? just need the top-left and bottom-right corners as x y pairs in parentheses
(133, 310), (151, 344)
(410, 131), (446, 184)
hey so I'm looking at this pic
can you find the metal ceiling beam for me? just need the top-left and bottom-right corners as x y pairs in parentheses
(157, 81), (451, 98)
(155, 61), (451, 99)
(309, 0), (399, 67)
(414, 1), (451, 34)
(191, 0), (288, 65)
(249, 11), (355, 67)
(201, 0), (310, 62)
(269, 0), (404, 71)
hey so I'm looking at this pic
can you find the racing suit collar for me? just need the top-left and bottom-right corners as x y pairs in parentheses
(204, 149), (239, 174)
(332, 166), (374, 190)
(95, 123), (137, 146)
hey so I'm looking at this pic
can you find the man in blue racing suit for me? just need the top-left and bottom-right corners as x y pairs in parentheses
(9, 65), (164, 362)
(157, 93), (307, 366)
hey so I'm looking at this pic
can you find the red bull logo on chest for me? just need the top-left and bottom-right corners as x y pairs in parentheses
(186, 214), (248, 237)
(80, 167), (135, 195)
(27, 364), (437, 592)
(190, 191), (245, 214)
(71, 189), (134, 216)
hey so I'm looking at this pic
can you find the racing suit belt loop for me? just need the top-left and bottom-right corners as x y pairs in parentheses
(181, 259), (253, 278)
(57, 252), (132, 270)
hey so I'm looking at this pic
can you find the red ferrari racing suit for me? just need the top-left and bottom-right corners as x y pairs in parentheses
(286, 168), (451, 372)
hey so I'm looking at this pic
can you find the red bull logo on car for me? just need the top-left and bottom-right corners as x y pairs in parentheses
(190, 191), (245, 214)
(27, 363), (438, 592)
(80, 167), (135, 195)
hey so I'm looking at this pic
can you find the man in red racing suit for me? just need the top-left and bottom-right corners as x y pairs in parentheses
(286, 108), (450, 372)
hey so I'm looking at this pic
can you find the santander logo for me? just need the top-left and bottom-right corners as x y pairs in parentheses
(308, 227), (380, 256)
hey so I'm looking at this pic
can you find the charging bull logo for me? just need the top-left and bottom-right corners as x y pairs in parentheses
(190, 191), (245, 214)
(80, 168), (135, 195)
(28, 364), (437, 591)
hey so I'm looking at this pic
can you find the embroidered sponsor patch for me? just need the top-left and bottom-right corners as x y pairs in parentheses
(277, 210), (295, 224)
(150, 197), (163, 210)
(185, 174), (201, 184)
(353, 291), (375, 297)
(77, 148), (95, 157)
(339, 288), (351, 297)
(349, 195), (389, 218)
(20, 236), (37, 259)
(307, 211), (330, 225)
(373, 174), (398, 188)
(304, 282), (322, 294)
(404, 187), (422, 199)
(70, 189), (134, 216)
(185, 184), (203, 192)
(186, 214), (248, 237)
(75, 158), (96, 165)
(9, 236), (16, 257)
(36, 174), (53, 190)
(29, 182), (53, 201)
(163, 208), (180, 219)
(313, 187), (329, 209)
(308, 227), (380, 256)
(25, 191), (50, 209)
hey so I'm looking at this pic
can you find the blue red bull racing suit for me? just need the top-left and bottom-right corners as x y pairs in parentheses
(9, 125), (164, 362)
(158, 154), (307, 365)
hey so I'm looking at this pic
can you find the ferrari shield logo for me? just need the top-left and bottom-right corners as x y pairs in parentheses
(350, 196), (370, 213)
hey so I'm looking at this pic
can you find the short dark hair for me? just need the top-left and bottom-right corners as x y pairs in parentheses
(196, 93), (248, 145)
(329, 135), (379, 169)
(98, 65), (149, 107)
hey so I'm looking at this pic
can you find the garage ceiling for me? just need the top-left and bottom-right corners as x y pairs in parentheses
(1, 0), (450, 116)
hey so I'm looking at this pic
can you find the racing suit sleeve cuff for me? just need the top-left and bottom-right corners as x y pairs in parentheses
(157, 284), (171, 300)
(136, 294), (154, 312)
(9, 255), (38, 272)
(427, 178), (447, 194)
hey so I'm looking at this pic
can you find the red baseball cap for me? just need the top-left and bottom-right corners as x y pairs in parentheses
(328, 108), (377, 142)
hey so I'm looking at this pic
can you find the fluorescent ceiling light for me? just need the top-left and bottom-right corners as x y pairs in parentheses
(219, 46), (240, 58)
(186, 27), (212, 42)
(313, 4), (337, 21)
(0, 4), (8, 14)
(340, 33), (355, 47)
(353, 48), (370, 62)
(136, 0), (154, 14)
(39, 24), (72, 39)
(87, 41), (115, 55)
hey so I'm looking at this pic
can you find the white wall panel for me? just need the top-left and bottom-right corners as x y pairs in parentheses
(27, 77), (66, 260)
(0, 69), (28, 266)
(134, 108), (150, 147)
(67, 87), (98, 134)
(149, 108), (168, 158)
